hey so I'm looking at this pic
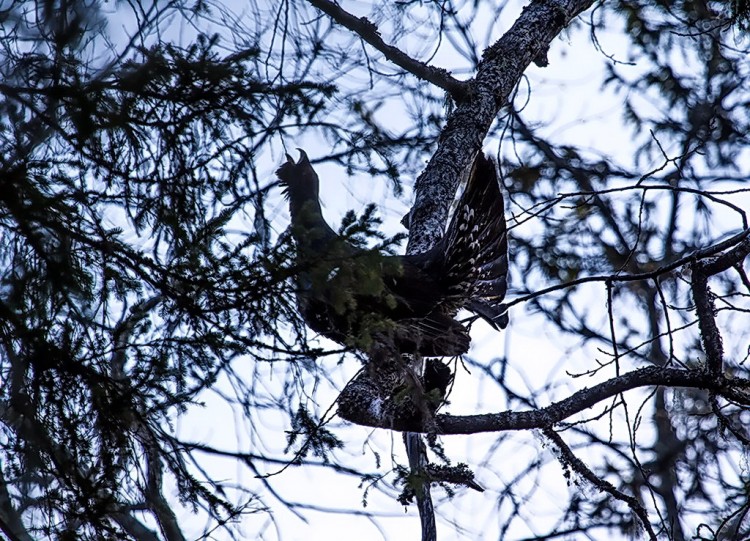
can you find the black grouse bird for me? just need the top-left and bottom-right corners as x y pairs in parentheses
(277, 149), (508, 358)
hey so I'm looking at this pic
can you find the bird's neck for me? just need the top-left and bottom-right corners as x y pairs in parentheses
(287, 185), (320, 219)
(288, 187), (325, 229)
(287, 187), (338, 252)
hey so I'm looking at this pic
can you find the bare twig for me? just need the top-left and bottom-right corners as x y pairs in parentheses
(506, 228), (750, 310)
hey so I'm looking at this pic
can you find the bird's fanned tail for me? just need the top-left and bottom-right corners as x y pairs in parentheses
(440, 153), (509, 327)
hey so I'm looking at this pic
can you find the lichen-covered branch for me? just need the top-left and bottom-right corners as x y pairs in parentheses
(543, 428), (657, 540)
(408, 0), (597, 253)
(691, 267), (724, 375)
(438, 367), (748, 435)
(340, 366), (749, 433)
(691, 237), (750, 374)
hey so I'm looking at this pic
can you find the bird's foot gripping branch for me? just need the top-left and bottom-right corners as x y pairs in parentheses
(337, 357), (454, 432)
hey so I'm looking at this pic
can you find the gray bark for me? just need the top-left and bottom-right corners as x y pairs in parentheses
(407, 0), (597, 253)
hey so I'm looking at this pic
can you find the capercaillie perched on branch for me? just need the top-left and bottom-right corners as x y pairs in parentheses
(277, 149), (509, 361)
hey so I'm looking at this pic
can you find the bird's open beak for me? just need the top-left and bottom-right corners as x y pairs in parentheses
(296, 148), (309, 165)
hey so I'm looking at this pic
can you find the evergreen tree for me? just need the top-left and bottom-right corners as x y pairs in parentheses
(1, 1), (749, 540)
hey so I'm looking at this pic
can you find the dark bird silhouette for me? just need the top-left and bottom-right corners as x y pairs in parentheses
(277, 149), (508, 358)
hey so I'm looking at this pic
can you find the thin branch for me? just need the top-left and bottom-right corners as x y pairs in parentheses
(141, 426), (187, 541)
(112, 296), (162, 379)
(700, 237), (750, 276)
(305, 0), (468, 100)
(606, 280), (620, 376)
(505, 228), (750, 310)
(110, 513), (162, 541)
(735, 263), (750, 292)
(403, 432), (436, 541)
(543, 428), (657, 540)
(512, 112), (633, 253)
(0, 469), (33, 541)
(710, 395), (750, 446)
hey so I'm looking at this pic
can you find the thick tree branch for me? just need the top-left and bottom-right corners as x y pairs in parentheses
(393, 2), (594, 537)
(408, 0), (596, 253)
(341, 367), (749, 433)
(306, 0), (468, 100)
(439, 367), (749, 434)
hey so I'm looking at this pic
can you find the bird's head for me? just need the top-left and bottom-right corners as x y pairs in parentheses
(276, 149), (320, 200)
